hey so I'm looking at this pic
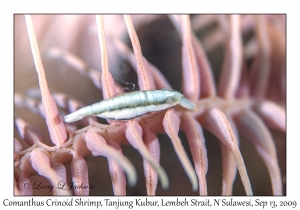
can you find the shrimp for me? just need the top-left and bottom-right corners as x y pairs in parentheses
(64, 90), (196, 123)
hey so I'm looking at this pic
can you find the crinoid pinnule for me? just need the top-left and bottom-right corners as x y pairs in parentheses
(14, 14), (285, 195)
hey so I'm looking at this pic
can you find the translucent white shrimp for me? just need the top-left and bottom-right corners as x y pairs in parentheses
(64, 90), (196, 123)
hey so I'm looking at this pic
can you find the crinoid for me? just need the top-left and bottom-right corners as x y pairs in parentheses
(14, 14), (286, 195)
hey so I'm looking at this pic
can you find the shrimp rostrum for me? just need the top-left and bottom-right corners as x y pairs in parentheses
(64, 89), (196, 122)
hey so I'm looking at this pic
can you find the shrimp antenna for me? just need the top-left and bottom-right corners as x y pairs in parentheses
(113, 77), (136, 92)
(179, 79), (184, 93)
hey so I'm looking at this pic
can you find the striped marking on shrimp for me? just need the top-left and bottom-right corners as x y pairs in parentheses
(64, 90), (196, 123)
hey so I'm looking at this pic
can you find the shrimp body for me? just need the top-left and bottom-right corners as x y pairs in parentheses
(64, 90), (196, 123)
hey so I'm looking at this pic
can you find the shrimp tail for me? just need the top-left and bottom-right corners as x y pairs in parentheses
(64, 109), (85, 123)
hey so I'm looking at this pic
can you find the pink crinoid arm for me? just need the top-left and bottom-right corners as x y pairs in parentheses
(123, 15), (169, 194)
(25, 15), (67, 147)
(16, 15), (285, 196)
(94, 15), (129, 195)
